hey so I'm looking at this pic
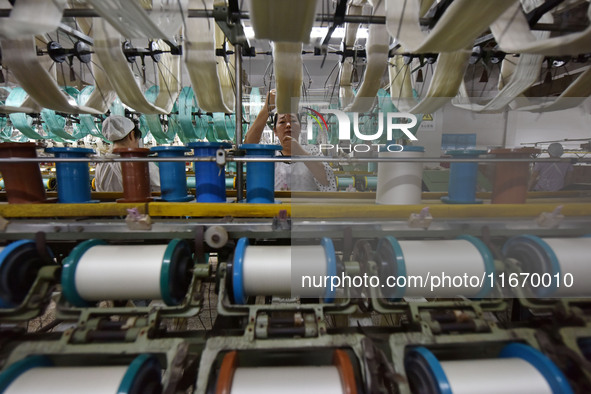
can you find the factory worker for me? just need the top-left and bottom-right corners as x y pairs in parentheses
(95, 115), (161, 192)
(529, 142), (573, 192)
(244, 90), (336, 191)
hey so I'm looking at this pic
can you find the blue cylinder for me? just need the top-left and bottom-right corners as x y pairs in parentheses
(150, 146), (192, 202)
(441, 149), (486, 204)
(188, 142), (231, 202)
(241, 144), (281, 203)
(45, 147), (94, 203)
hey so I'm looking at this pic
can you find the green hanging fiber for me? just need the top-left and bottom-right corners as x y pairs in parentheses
(177, 86), (204, 141)
(74, 86), (100, 140)
(204, 114), (218, 142)
(140, 86), (174, 144)
(6, 88), (46, 140)
(168, 108), (187, 143)
(40, 109), (77, 140)
(249, 87), (262, 127)
(0, 109), (14, 141)
(224, 113), (237, 141)
(110, 97), (125, 116)
(213, 112), (230, 141)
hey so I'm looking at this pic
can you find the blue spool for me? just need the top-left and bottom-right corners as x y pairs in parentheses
(188, 142), (231, 202)
(45, 147), (95, 203)
(499, 343), (573, 394)
(240, 144), (282, 203)
(0, 354), (162, 394)
(442, 149), (486, 204)
(232, 237), (338, 304)
(150, 146), (192, 202)
(0, 355), (54, 392)
(406, 344), (573, 394)
(61, 239), (191, 307)
(0, 240), (53, 308)
(502, 234), (561, 297)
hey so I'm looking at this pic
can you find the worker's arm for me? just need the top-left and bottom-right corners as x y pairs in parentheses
(244, 89), (275, 144)
(288, 138), (335, 189)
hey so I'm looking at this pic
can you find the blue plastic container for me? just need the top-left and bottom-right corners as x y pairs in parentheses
(241, 144), (281, 203)
(188, 142), (231, 202)
(45, 147), (95, 203)
(442, 149), (486, 204)
(150, 146), (192, 202)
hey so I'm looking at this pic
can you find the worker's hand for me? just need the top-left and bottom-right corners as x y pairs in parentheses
(265, 89), (276, 112)
(282, 135), (306, 156)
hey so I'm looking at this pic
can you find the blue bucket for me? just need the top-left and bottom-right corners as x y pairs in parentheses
(241, 144), (281, 203)
(150, 146), (192, 202)
(442, 149), (486, 204)
(45, 147), (95, 203)
(188, 142), (231, 202)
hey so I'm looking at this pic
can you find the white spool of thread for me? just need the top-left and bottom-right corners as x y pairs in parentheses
(232, 238), (337, 304)
(503, 235), (591, 297)
(0, 354), (162, 394)
(376, 235), (494, 298)
(61, 239), (192, 306)
(376, 146), (424, 205)
(215, 350), (357, 394)
(405, 344), (572, 394)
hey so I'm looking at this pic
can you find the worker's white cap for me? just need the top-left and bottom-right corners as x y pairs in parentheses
(102, 115), (134, 142)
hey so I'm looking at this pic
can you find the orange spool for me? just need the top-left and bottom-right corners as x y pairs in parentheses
(489, 147), (540, 204)
(0, 142), (48, 204)
(113, 147), (153, 203)
(215, 349), (357, 394)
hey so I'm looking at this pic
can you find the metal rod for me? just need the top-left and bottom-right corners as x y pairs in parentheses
(235, 43), (244, 202)
(2, 156), (587, 163)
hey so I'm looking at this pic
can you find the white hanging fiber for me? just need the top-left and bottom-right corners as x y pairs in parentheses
(385, 0), (518, 54)
(74, 16), (118, 113)
(339, 3), (364, 108)
(344, 0), (390, 112)
(248, 0), (318, 43)
(184, 0), (234, 113)
(452, 2), (552, 113)
(0, 37), (102, 115)
(86, 0), (187, 41)
(388, 52), (419, 111)
(491, 1), (591, 56)
(93, 19), (169, 114)
(516, 67), (591, 112)
(0, 0), (66, 39)
(273, 42), (304, 114)
(408, 50), (471, 114)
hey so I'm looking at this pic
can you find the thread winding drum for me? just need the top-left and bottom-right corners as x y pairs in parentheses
(61, 239), (192, 306)
(502, 234), (591, 297)
(405, 343), (572, 394)
(214, 350), (357, 394)
(0, 354), (162, 394)
(231, 237), (337, 304)
(375, 235), (495, 299)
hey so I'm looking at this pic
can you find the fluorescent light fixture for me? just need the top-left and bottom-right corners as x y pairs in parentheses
(244, 26), (368, 40)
